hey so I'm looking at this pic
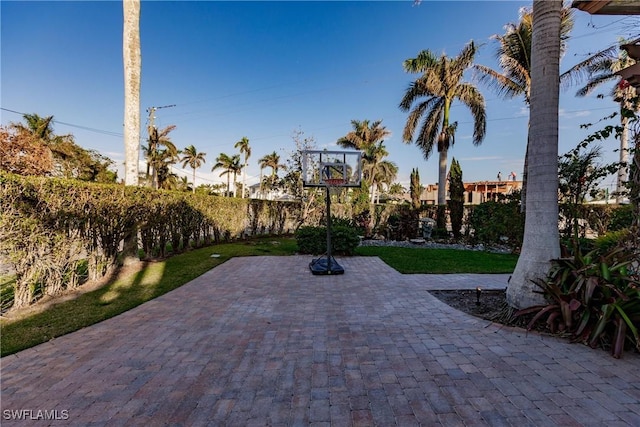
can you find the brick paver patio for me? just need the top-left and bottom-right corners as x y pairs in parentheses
(1, 256), (639, 426)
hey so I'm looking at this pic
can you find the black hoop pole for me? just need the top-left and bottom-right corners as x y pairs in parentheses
(326, 185), (332, 272)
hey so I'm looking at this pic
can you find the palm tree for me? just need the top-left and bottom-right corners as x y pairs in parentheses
(180, 145), (206, 193)
(123, 0), (141, 186)
(507, 0), (562, 310)
(400, 41), (486, 229)
(258, 151), (283, 199)
(474, 6), (574, 210)
(259, 151), (283, 176)
(362, 142), (393, 204)
(234, 137), (251, 198)
(387, 183), (406, 199)
(568, 45), (638, 202)
(145, 125), (177, 189)
(337, 119), (391, 152)
(337, 119), (391, 199)
(230, 154), (242, 197)
(212, 153), (239, 197)
(151, 148), (180, 190)
(17, 113), (55, 140)
(371, 160), (398, 203)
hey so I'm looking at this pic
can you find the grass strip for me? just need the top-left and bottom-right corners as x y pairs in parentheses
(354, 246), (518, 274)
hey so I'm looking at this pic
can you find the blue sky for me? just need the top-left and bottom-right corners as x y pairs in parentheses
(2, 1), (638, 191)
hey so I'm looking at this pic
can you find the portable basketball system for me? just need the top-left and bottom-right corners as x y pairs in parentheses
(301, 150), (362, 275)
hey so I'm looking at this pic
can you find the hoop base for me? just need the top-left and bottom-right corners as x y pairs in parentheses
(309, 256), (344, 275)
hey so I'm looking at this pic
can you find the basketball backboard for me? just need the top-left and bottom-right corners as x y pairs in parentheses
(301, 150), (362, 188)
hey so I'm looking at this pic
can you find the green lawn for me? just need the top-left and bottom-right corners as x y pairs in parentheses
(1, 238), (517, 356)
(354, 246), (518, 274)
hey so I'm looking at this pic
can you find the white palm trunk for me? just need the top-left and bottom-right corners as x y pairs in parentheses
(437, 148), (448, 205)
(242, 160), (247, 198)
(617, 110), (629, 202)
(507, 0), (562, 309)
(123, 0), (141, 186)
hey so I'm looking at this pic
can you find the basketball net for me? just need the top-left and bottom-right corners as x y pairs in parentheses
(324, 179), (346, 196)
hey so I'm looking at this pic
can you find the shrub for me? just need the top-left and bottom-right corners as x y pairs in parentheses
(515, 247), (640, 358)
(609, 204), (634, 231)
(469, 199), (523, 249)
(594, 229), (631, 253)
(295, 225), (360, 255)
(385, 208), (419, 241)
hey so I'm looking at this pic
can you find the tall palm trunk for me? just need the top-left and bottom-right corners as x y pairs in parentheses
(123, 0), (140, 186)
(242, 160), (247, 198)
(617, 108), (629, 202)
(192, 167), (196, 193)
(259, 168), (264, 199)
(233, 172), (238, 198)
(436, 102), (451, 231)
(507, 0), (561, 309)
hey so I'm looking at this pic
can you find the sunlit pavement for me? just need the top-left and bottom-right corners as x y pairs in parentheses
(1, 256), (639, 426)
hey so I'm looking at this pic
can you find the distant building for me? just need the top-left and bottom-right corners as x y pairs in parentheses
(419, 180), (523, 206)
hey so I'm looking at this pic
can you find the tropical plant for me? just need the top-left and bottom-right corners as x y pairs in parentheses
(400, 41), (486, 230)
(234, 136), (251, 198)
(14, 113), (57, 141)
(372, 161), (398, 203)
(507, 0), (563, 309)
(558, 143), (611, 242)
(180, 145), (206, 193)
(387, 183), (406, 198)
(568, 42), (638, 202)
(123, 0), (141, 186)
(259, 151), (283, 177)
(337, 119), (391, 198)
(258, 151), (284, 198)
(515, 247), (640, 358)
(230, 154), (242, 197)
(212, 153), (240, 197)
(362, 143), (397, 204)
(155, 151), (181, 190)
(448, 158), (464, 239)
(144, 124), (178, 189)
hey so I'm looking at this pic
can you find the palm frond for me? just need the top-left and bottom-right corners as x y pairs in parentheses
(415, 100), (444, 158)
(402, 97), (439, 143)
(561, 45), (618, 91)
(403, 49), (438, 73)
(456, 84), (486, 145)
(473, 64), (525, 101)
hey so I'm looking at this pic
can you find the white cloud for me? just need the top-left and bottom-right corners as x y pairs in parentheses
(458, 156), (502, 161)
(559, 109), (590, 119)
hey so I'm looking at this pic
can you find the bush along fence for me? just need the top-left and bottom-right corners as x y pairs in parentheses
(0, 173), (299, 309)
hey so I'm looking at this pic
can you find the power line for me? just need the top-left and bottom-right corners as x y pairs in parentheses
(1, 107), (124, 138)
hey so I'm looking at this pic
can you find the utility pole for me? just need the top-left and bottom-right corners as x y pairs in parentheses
(146, 104), (176, 134)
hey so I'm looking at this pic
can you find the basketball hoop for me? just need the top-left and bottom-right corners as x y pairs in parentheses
(323, 178), (346, 187)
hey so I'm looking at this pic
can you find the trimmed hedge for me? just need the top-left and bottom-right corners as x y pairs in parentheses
(0, 173), (297, 309)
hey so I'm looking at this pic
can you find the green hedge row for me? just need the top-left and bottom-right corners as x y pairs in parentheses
(0, 173), (298, 308)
